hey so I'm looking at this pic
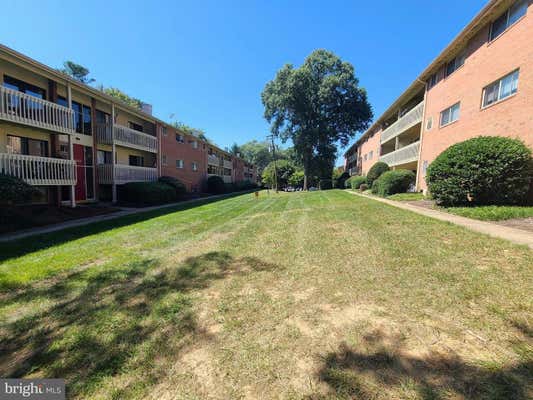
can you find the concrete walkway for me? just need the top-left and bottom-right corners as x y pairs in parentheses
(347, 191), (533, 249)
(0, 192), (249, 243)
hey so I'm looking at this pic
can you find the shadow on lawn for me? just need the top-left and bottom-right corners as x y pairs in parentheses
(307, 329), (531, 400)
(0, 251), (279, 398)
(0, 191), (251, 263)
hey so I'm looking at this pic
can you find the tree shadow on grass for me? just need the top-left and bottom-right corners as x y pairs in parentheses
(0, 191), (251, 263)
(0, 251), (279, 398)
(308, 330), (531, 400)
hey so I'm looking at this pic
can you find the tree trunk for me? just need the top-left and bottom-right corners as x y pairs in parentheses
(303, 174), (308, 191)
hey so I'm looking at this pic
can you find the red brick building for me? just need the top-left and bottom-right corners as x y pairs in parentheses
(345, 0), (533, 193)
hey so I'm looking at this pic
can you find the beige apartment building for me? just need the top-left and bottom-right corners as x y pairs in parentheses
(0, 45), (256, 206)
(344, 0), (533, 192)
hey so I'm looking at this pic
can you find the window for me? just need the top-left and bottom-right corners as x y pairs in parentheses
(191, 140), (198, 149)
(176, 159), (184, 169)
(7, 135), (48, 156)
(176, 133), (184, 143)
(426, 117), (433, 131)
(490, 0), (528, 41)
(369, 151), (373, 160)
(192, 162), (198, 171)
(440, 102), (460, 127)
(162, 155), (167, 166)
(3, 76), (45, 99)
(128, 121), (143, 132)
(59, 97), (92, 135)
(224, 168), (232, 176)
(428, 73), (438, 89)
(97, 150), (112, 164)
(207, 165), (218, 174)
(129, 155), (144, 167)
(161, 126), (167, 136)
(446, 53), (465, 77)
(482, 70), (519, 108)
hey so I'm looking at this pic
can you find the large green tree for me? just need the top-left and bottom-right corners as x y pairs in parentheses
(102, 87), (142, 109)
(262, 49), (372, 189)
(262, 159), (296, 189)
(60, 61), (95, 84)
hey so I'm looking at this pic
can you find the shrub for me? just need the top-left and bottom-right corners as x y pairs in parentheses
(224, 183), (235, 193)
(366, 162), (389, 186)
(120, 182), (176, 206)
(206, 175), (225, 194)
(234, 180), (257, 191)
(371, 170), (415, 197)
(359, 183), (369, 191)
(319, 179), (333, 190)
(350, 176), (367, 190)
(336, 172), (350, 189)
(158, 176), (187, 197)
(426, 136), (532, 206)
(0, 174), (37, 205)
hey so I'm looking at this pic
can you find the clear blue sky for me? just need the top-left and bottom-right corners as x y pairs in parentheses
(1, 0), (487, 164)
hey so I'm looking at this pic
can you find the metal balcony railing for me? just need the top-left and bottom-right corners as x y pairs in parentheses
(0, 153), (76, 185)
(379, 141), (420, 167)
(380, 102), (424, 144)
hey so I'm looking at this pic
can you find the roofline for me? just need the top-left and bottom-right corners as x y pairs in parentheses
(347, 0), (508, 151)
(0, 43), (253, 166)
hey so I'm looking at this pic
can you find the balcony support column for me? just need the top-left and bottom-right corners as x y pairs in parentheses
(67, 83), (76, 208)
(111, 103), (117, 204)
(91, 97), (98, 201)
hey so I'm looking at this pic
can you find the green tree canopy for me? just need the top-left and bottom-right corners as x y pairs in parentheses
(171, 122), (212, 143)
(102, 87), (142, 109)
(60, 61), (95, 84)
(262, 49), (372, 189)
(262, 159), (296, 189)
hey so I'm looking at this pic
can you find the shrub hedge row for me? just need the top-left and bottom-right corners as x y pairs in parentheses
(371, 170), (415, 197)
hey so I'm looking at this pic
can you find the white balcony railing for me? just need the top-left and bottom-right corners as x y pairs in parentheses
(380, 101), (424, 144)
(223, 159), (233, 169)
(380, 141), (420, 167)
(208, 154), (219, 165)
(0, 153), (76, 185)
(0, 86), (75, 134)
(96, 123), (158, 153)
(97, 164), (158, 185)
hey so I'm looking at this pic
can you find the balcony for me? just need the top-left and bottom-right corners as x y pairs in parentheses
(223, 159), (232, 169)
(97, 164), (158, 185)
(0, 86), (75, 134)
(207, 154), (219, 165)
(380, 101), (424, 144)
(348, 167), (358, 176)
(96, 123), (158, 153)
(0, 153), (76, 185)
(223, 175), (232, 184)
(380, 141), (420, 167)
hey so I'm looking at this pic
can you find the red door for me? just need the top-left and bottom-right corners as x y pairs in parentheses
(73, 144), (86, 201)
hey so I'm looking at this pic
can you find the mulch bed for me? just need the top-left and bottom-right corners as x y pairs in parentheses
(0, 204), (119, 235)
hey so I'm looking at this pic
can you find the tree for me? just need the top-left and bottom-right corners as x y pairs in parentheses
(60, 61), (95, 84)
(262, 160), (296, 189)
(287, 170), (305, 187)
(171, 122), (212, 143)
(102, 87), (142, 109)
(262, 49), (372, 190)
(228, 143), (241, 156)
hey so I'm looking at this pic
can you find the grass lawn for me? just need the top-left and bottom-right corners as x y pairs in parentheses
(386, 192), (426, 201)
(1, 190), (532, 399)
(445, 205), (533, 221)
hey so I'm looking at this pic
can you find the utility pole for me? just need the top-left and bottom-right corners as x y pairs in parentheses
(267, 134), (278, 193)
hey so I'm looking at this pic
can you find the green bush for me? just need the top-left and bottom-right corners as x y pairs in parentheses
(427, 136), (532, 206)
(371, 170), (415, 197)
(158, 176), (187, 197)
(367, 162), (389, 186)
(350, 176), (367, 190)
(224, 183), (235, 193)
(319, 179), (333, 190)
(0, 174), (37, 205)
(336, 172), (350, 189)
(120, 182), (176, 206)
(359, 183), (369, 191)
(206, 175), (225, 194)
(234, 180), (257, 191)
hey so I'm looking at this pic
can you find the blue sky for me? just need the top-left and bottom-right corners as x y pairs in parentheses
(1, 0), (487, 164)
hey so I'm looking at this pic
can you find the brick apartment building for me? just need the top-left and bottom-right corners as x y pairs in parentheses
(0, 44), (256, 206)
(344, 0), (533, 192)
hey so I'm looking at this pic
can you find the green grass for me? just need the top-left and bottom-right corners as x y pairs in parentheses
(1, 190), (531, 399)
(445, 205), (533, 221)
(387, 192), (426, 201)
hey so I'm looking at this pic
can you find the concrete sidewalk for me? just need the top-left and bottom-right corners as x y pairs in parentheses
(0, 192), (249, 243)
(347, 191), (533, 249)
